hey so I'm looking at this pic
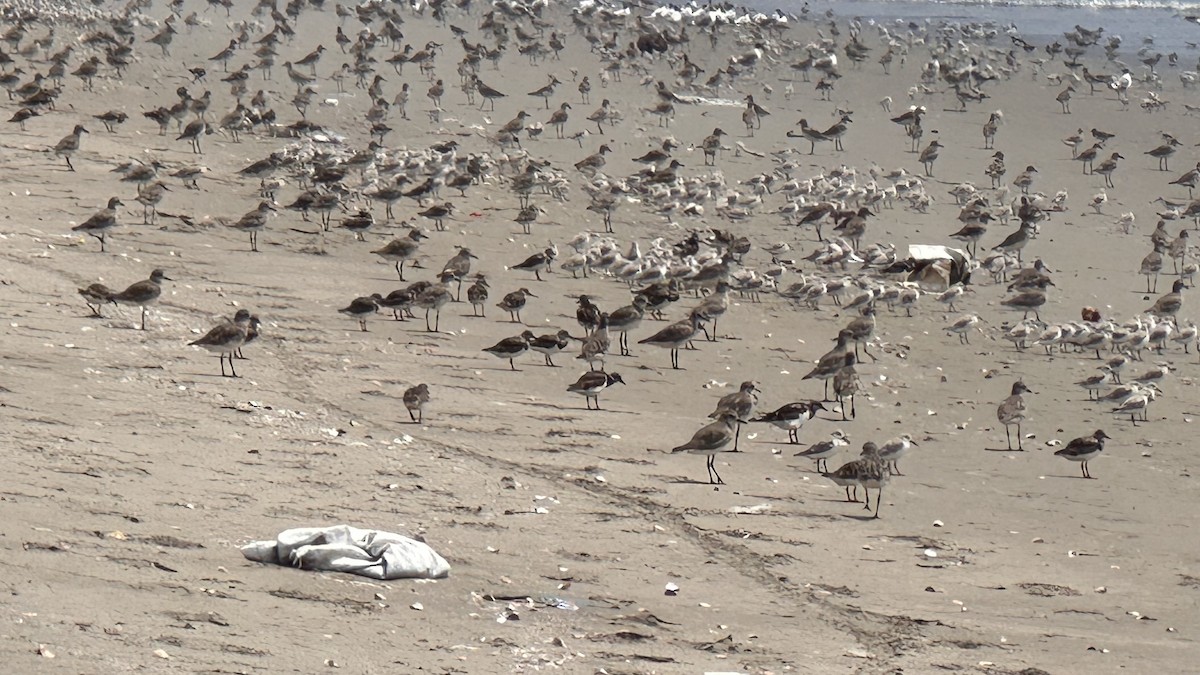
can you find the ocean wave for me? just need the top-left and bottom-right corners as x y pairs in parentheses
(840, 0), (1200, 12)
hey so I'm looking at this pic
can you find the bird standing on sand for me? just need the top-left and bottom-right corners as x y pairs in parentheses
(710, 381), (759, 451)
(483, 330), (535, 370)
(754, 401), (826, 444)
(78, 283), (117, 317)
(567, 371), (625, 410)
(997, 380), (1032, 450)
(72, 197), (123, 252)
(110, 269), (171, 331)
(372, 229), (428, 280)
(339, 294), (381, 332)
(403, 384), (431, 423)
(231, 200), (276, 252)
(189, 309), (251, 377)
(638, 310), (707, 370)
(919, 140), (943, 176)
(1055, 430), (1109, 479)
(672, 411), (740, 485)
(497, 287), (536, 323)
(54, 124), (88, 171)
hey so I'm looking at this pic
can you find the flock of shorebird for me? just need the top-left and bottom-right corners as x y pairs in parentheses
(0, 0), (1192, 517)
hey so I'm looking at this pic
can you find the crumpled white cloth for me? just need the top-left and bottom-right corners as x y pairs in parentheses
(241, 525), (451, 580)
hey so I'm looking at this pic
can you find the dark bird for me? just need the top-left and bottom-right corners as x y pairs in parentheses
(567, 371), (625, 410)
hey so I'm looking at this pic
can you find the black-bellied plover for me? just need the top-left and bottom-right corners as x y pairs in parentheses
(54, 124), (88, 171)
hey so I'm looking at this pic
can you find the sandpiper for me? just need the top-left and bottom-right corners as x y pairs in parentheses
(802, 332), (854, 400)
(497, 287), (536, 323)
(638, 310), (707, 370)
(483, 330), (535, 370)
(72, 197), (123, 252)
(403, 384), (430, 423)
(794, 429), (848, 473)
(710, 381), (759, 451)
(512, 247), (557, 281)
(1055, 430), (1109, 479)
(110, 269), (171, 330)
(231, 200), (276, 252)
(54, 124), (88, 171)
(413, 273), (455, 332)
(372, 229), (428, 281)
(78, 283), (116, 317)
(997, 380), (1032, 450)
(530, 329), (574, 367)
(607, 296), (648, 356)
(878, 434), (918, 476)
(671, 411), (740, 485)
(466, 275), (490, 317)
(189, 309), (251, 377)
(339, 294), (381, 332)
(753, 401), (826, 444)
(567, 371), (625, 410)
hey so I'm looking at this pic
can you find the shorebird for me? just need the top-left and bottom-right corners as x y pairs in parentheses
(135, 182), (169, 224)
(803, 333), (854, 400)
(709, 381), (759, 451)
(528, 75), (561, 109)
(794, 429), (848, 473)
(608, 296), (648, 356)
(1146, 279), (1185, 317)
(753, 401), (826, 444)
(1076, 143), (1102, 174)
(54, 124), (88, 171)
(638, 310), (707, 370)
(483, 330), (535, 370)
(1146, 138), (1182, 171)
(672, 411), (740, 485)
(231, 200), (276, 252)
(72, 197), (122, 252)
(878, 434), (918, 476)
(918, 140), (943, 176)
(997, 380), (1032, 450)
(372, 229), (428, 280)
(110, 269), (171, 330)
(512, 247), (557, 281)
(567, 371), (625, 410)
(94, 110), (128, 133)
(338, 209), (374, 241)
(1012, 165), (1038, 194)
(701, 127), (726, 165)
(530, 329), (574, 367)
(993, 222), (1035, 263)
(418, 202), (454, 231)
(946, 314), (981, 344)
(855, 443), (891, 518)
(466, 275), (490, 317)
(403, 384), (430, 423)
(1055, 430), (1109, 478)
(474, 75), (506, 111)
(339, 294), (381, 332)
(177, 119), (211, 154)
(413, 273), (455, 332)
(1002, 289), (1049, 321)
(787, 119), (830, 154)
(1169, 161), (1200, 197)
(497, 287), (536, 323)
(441, 247), (478, 301)
(189, 309), (251, 377)
(1093, 152), (1124, 188)
(78, 283), (117, 317)
(546, 102), (571, 138)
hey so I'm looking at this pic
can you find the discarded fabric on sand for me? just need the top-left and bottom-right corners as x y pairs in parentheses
(241, 524), (451, 580)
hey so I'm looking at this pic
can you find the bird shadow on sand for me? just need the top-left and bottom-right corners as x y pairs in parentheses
(984, 447), (1026, 452)
(1045, 473), (1099, 480)
(842, 512), (884, 521)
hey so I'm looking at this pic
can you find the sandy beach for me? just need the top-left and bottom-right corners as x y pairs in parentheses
(1, 0), (1199, 672)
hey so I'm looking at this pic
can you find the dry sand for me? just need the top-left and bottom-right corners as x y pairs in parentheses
(1, 0), (1199, 672)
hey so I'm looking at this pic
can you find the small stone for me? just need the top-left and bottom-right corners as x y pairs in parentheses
(153, 649), (171, 660)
